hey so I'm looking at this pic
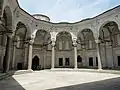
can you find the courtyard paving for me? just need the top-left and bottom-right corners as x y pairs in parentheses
(0, 70), (120, 90)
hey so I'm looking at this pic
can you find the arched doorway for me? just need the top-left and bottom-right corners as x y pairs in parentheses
(32, 56), (40, 70)
(77, 55), (82, 63)
(77, 55), (82, 68)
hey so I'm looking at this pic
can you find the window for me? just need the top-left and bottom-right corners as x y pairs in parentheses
(16, 36), (20, 48)
(89, 40), (92, 49)
(89, 57), (93, 66)
(65, 58), (70, 66)
(65, 41), (69, 50)
(59, 41), (62, 50)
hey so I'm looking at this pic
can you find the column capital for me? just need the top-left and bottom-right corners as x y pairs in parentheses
(72, 38), (77, 47)
(51, 38), (56, 47)
(28, 39), (34, 45)
(95, 40), (101, 44)
(27, 36), (35, 45)
(7, 32), (14, 38)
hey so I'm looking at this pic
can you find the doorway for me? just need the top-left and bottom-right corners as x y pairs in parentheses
(59, 58), (63, 66)
(96, 57), (98, 66)
(17, 63), (23, 70)
(117, 56), (120, 66)
(32, 56), (40, 70)
(89, 57), (93, 66)
(77, 55), (82, 63)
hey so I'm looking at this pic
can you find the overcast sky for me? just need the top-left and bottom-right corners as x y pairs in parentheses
(18, 0), (120, 23)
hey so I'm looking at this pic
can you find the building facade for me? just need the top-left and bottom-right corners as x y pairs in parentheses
(0, 0), (120, 72)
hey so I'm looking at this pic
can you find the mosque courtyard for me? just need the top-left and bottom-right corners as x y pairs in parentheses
(0, 70), (120, 90)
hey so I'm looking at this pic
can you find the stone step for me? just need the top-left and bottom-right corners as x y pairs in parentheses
(49, 68), (120, 74)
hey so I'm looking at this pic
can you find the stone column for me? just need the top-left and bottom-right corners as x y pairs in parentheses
(27, 39), (34, 70)
(104, 42), (107, 68)
(111, 45), (114, 68)
(110, 35), (114, 68)
(95, 40), (102, 70)
(12, 41), (17, 69)
(73, 39), (78, 69)
(24, 43), (28, 69)
(51, 39), (56, 69)
(43, 49), (46, 69)
(3, 34), (12, 73)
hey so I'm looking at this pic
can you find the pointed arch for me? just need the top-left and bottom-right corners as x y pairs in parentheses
(34, 29), (51, 49)
(99, 21), (120, 47)
(14, 22), (27, 49)
(56, 31), (72, 51)
(3, 6), (12, 30)
(32, 56), (40, 70)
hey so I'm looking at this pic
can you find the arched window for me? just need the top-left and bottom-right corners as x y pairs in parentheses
(77, 29), (95, 50)
(65, 41), (70, 50)
(34, 29), (51, 51)
(59, 41), (62, 50)
(77, 55), (82, 63)
(56, 31), (72, 51)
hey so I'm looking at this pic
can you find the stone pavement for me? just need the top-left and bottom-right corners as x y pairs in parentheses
(0, 70), (120, 90)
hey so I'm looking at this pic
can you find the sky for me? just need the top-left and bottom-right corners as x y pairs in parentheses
(18, 0), (120, 23)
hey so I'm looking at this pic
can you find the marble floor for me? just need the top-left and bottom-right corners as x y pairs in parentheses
(0, 70), (120, 90)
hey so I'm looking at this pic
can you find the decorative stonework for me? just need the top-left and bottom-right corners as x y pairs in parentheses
(1, 0), (120, 71)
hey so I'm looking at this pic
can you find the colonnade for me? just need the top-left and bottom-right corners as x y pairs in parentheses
(26, 37), (103, 70)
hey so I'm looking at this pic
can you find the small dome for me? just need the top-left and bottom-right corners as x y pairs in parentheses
(33, 14), (50, 22)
